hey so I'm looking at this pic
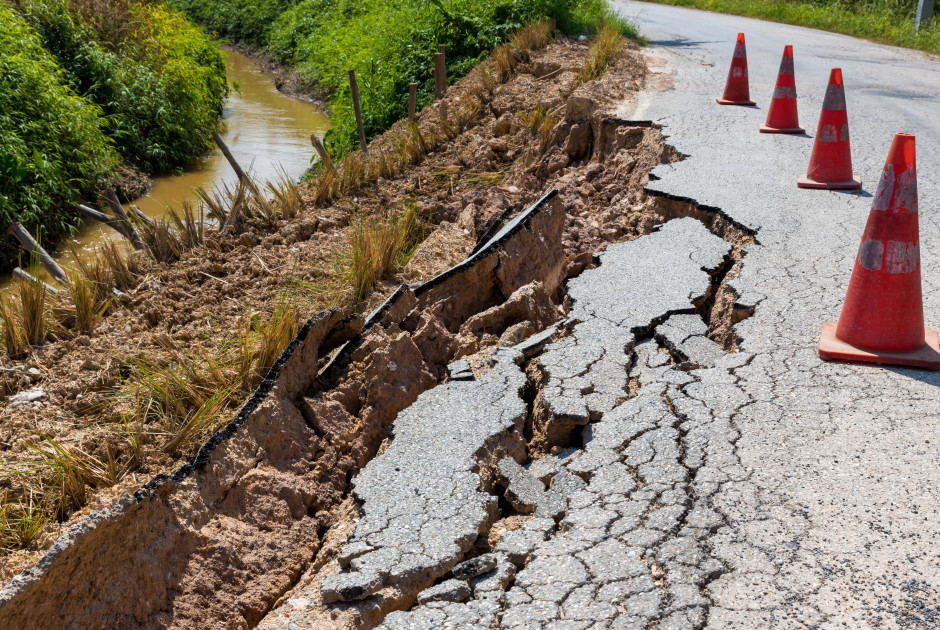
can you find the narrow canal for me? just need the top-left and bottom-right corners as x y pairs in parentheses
(3, 50), (330, 288)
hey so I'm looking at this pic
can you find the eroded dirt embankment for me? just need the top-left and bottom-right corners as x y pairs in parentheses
(0, 33), (727, 629)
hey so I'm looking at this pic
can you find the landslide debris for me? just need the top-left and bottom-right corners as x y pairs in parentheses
(0, 29), (696, 630)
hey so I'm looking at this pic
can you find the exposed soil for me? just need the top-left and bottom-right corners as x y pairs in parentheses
(0, 33), (691, 626)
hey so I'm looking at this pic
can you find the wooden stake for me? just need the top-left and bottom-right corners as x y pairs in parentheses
(408, 83), (417, 122)
(78, 204), (120, 227)
(12, 268), (59, 295)
(212, 132), (264, 206)
(103, 190), (146, 251)
(310, 134), (333, 169)
(440, 99), (448, 123)
(8, 223), (67, 284)
(130, 205), (155, 228)
(434, 52), (446, 100)
(348, 69), (368, 153)
(212, 132), (247, 181)
(76, 204), (142, 250)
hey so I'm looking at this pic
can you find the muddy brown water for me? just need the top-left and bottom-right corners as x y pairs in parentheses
(1, 50), (329, 291)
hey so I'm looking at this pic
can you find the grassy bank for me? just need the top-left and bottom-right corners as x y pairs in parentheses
(170, 0), (640, 155)
(636, 0), (940, 53)
(0, 0), (226, 271)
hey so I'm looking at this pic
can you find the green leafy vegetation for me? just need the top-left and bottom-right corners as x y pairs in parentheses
(0, 0), (226, 272)
(22, 0), (228, 173)
(640, 0), (940, 53)
(0, 4), (116, 250)
(171, 0), (640, 155)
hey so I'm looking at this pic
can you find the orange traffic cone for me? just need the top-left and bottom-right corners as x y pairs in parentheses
(798, 68), (861, 190)
(717, 33), (755, 106)
(819, 133), (940, 369)
(760, 46), (803, 134)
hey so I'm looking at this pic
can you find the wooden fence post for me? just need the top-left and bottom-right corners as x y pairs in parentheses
(434, 52), (446, 100)
(310, 134), (333, 170)
(348, 69), (368, 153)
(408, 83), (417, 122)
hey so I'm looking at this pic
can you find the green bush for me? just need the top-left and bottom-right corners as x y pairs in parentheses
(170, 0), (294, 47)
(282, 0), (638, 155)
(0, 3), (116, 263)
(172, 0), (638, 156)
(0, 0), (226, 272)
(326, 0), (641, 154)
(23, 0), (228, 173)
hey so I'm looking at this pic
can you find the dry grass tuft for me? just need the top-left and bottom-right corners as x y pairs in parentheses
(0, 488), (48, 552)
(16, 274), (49, 349)
(195, 176), (272, 231)
(345, 206), (419, 301)
(24, 435), (125, 516)
(136, 214), (184, 263)
(253, 295), (301, 381)
(194, 185), (228, 225)
(522, 107), (559, 155)
(63, 268), (111, 335)
(166, 202), (204, 249)
(579, 22), (625, 84)
(492, 44), (517, 82)
(120, 295), (301, 456)
(511, 20), (555, 50)
(339, 150), (369, 195)
(69, 245), (114, 301)
(405, 121), (430, 163)
(266, 167), (307, 220)
(312, 164), (339, 206)
(0, 294), (27, 359)
(99, 241), (137, 292)
(313, 205), (422, 304)
(477, 65), (496, 96)
(454, 94), (482, 133)
(159, 388), (233, 456)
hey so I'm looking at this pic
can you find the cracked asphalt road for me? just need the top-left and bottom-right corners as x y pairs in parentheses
(368, 218), (738, 630)
(270, 8), (940, 629)
(610, 3), (940, 628)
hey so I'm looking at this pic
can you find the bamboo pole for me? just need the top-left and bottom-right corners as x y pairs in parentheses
(212, 132), (265, 210)
(310, 134), (333, 169)
(103, 190), (146, 251)
(12, 268), (59, 295)
(408, 83), (417, 122)
(130, 205), (155, 228)
(8, 223), (67, 284)
(348, 69), (368, 153)
(434, 52), (446, 100)
(77, 204), (141, 248)
(212, 132), (248, 181)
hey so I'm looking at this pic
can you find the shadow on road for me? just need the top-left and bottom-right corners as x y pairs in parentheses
(650, 37), (720, 48)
